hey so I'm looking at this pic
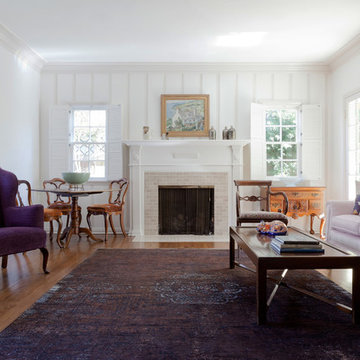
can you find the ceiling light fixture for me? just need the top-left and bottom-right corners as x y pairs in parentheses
(215, 32), (267, 47)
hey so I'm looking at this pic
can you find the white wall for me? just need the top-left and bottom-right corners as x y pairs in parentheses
(0, 45), (41, 184)
(328, 53), (360, 200)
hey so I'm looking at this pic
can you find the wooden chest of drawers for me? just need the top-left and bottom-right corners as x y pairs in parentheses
(270, 187), (326, 238)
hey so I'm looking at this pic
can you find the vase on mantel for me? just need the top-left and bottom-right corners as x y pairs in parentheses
(209, 126), (216, 140)
(222, 126), (228, 139)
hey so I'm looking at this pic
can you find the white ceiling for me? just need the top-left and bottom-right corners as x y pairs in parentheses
(0, 0), (360, 63)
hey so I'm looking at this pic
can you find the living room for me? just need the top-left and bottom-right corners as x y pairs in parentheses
(1, 0), (360, 358)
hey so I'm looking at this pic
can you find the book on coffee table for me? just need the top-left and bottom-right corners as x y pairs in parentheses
(271, 238), (322, 249)
(274, 235), (320, 245)
(270, 239), (324, 254)
(270, 241), (324, 254)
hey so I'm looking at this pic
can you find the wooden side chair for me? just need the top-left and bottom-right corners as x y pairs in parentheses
(86, 178), (129, 241)
(234, 180), (289, 226)
(17, 180), (64, 248)
(43, 178), (81, 227)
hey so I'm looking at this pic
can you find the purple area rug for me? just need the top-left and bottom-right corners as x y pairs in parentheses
(0, 249), (359, 359)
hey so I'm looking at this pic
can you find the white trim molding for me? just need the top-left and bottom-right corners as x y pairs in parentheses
(328, 33), (360, 71)
(42, 62), (329, 74)
(0, 23), (46, 71)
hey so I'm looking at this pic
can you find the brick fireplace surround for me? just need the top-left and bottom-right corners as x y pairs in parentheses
(145, 172), (227, 235)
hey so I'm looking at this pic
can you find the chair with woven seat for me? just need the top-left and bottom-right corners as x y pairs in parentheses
(86, 178), (129, 241)
(17, 180), (64, 248)
(43, 178), (81, 228)
(234, 180), (289, 226)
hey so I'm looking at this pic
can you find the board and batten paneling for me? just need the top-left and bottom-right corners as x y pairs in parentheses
(75, 73), (92, 103)
(40, 65), (326, 167)
(219, 73), (237, 130)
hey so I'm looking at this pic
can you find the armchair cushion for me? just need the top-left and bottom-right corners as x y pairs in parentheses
(0, 227), (46, 256)
(3, 205), (44, 229)
(332, 214), (360, 236)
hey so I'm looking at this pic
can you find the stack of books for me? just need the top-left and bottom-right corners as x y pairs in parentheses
(270, 234), (324, 254)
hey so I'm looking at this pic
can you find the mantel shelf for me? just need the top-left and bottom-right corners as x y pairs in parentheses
(123, 139), (249, 147)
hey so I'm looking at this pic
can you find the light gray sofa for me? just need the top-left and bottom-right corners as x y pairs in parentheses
(326, 200), (360, 254)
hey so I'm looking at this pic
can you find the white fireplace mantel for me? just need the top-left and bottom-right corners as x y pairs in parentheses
(124, 139), (249, 236)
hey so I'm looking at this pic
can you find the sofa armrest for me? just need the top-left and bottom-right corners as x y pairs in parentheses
(326, 200), (354, 217)
(325, 200), (354, 238)
(3, 205), (44, 229)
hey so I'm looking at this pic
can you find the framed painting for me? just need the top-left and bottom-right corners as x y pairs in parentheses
(161, 94), (209, 137)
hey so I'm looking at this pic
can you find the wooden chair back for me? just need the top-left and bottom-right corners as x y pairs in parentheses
(234, 180), (288, 217)
(108, 178), (129, 208)
(16, 180), (32, 207)
(43, 178), (70, 206)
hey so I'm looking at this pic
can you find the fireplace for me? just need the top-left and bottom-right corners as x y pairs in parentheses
(124, 140), (248, 236)
(158, 186), (214, 235)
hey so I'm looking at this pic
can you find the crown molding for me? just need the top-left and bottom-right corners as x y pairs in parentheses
(327, 33), (360, 71)
(0, 24), (46, 72)
(42, 61), (329, 73)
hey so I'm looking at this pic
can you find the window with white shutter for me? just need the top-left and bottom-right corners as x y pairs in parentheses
(48, 105), (122, 181)
(250, 103), (322, 182)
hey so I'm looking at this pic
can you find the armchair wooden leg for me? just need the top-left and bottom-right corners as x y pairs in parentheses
(86, 213), (92, 231)
(109, 215), (117, 235)
(56, 217), (63, 248)
(39, 248), (49, 274)
(66, 214), (70, 228)
(120, 214), (127, 237)
(103, 214), (109, 241)
(1, 255), (8, 269)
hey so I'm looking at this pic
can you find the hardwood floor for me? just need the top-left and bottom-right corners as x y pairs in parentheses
(0, 234), (352, 332)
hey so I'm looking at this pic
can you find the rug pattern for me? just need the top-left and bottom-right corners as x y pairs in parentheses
(0, 249), (359, 360)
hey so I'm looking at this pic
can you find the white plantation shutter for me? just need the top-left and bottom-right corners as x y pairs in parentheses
(250, 103), (266, 179)
(107, 105), (123, 180)
(301, 104), (322, 180)
(48, 105), (70, 178)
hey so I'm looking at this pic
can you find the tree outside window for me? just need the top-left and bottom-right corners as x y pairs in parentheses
(265, 109), (298, 177)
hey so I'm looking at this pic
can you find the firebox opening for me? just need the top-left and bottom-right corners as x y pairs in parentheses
(158, 186), (214, 235)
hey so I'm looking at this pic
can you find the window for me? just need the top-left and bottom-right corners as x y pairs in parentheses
(347, 95), (360, 199)
(251, 103), (321, 181)
(70, 108), (107, 179)
(265, 108), (299, 178)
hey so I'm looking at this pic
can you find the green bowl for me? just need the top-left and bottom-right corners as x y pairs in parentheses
(62, 172), (90, 185)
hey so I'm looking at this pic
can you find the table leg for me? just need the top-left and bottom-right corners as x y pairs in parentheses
(352, 265), (360, 324)
(64, 227), (74, 248)
(256, 264), (267, 325)
(71, 196), (80, 235)
(319, 215), (326, 239)
(230, 235), (235, 269)
(79, 227), (103, 242)
(310, 214), (315, 235)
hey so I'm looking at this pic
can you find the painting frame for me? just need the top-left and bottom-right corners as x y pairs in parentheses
(161, 94), (209, 137)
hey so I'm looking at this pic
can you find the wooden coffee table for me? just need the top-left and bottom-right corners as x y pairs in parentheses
(229, 226), (360, 325)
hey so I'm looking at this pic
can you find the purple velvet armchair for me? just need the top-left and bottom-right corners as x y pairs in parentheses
(0, 168), (49, 273)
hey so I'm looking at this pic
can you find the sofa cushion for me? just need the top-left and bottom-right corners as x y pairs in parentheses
(353, 194), (360, 215)
(238, 211), (288, 222)
(331, 214), (360, 236)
